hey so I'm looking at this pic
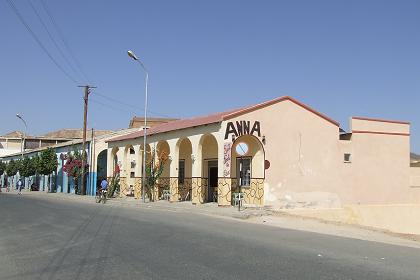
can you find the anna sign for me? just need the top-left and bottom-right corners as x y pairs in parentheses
(224, 121), (261, 140)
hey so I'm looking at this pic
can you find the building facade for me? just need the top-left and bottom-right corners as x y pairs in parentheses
(0, 129), (137, 196)
(0, 129), (112, 157)
(107, 96), (420, 208)
(2, 96), (418, 209)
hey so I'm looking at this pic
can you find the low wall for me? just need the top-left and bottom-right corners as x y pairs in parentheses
(281, 204), (420, 235)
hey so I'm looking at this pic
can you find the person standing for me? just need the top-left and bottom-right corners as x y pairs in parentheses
(17, 178), (23, 195)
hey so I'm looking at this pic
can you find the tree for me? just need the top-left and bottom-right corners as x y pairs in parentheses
(39, 148), (58, 192)
(30, 155), (41, 188)
(14, 159), (23, 187)
(15, 158), (23, 175)
(6, 160), (18, 177)
(63, 149), (88, 195)
(145, 149), (168, 201)
(0, 161), (5, 176)
(20, 157), (37, 188)
(20, 157), (31, 178)
(5, 159), (18, 188)
(0, 161), (5, 188)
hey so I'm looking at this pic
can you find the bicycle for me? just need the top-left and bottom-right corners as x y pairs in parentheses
(95, 189), (107, 204)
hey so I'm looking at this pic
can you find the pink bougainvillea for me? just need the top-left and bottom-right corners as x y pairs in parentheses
(63, 154), (88, 178)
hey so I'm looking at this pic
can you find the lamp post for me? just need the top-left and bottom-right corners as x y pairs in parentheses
(16, 113), (28, 191)
(127, 50), (148, 203)
(16, 114), (28, 159)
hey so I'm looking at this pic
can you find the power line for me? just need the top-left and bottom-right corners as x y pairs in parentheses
(39, 0), (91, 83)
(28, 0), (84, 83)
(90, 95), (177, 120)
(6, 0), (78, 83)
(94, 91), (148, 114)
(90, 97), (138, 115)
(94, 91), (177, 118)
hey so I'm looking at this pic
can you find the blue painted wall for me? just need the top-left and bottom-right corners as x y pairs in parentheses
(1, 140), (98, 196)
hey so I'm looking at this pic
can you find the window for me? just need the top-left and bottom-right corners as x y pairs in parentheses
(236, 157), (251, 186)
(178, 160), (185, 184)
(130, 148), (135, 154)
(130, 172), (135, 178)
(344, 153), (351, 163)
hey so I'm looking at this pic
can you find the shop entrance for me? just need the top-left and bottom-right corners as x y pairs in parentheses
(207, 161), (218, 203)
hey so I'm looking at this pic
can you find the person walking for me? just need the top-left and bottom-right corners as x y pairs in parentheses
(17, 178), (23, 195)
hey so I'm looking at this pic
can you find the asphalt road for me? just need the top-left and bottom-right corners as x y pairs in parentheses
(1, 193), (420, 280)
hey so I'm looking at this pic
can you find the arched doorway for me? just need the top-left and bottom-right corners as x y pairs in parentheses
(97, 149), (107, 189)
(156, 141), (170, 178)
(155, 140), (171, 200)
(177, 138), (193, 201)
(231, 135), (265, 205)
(199, 134), (219, 203)
(111, 147), (120, 175)
(124, 145), (136, 197)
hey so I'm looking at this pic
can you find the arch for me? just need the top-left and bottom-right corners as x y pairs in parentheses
(124, 145), (135, 176)
(96, 149), (108, 186)
(156, 140), (171, 178)
(231, 134), (265, 179)
(199, 134), (219, 203)
(139, 143), (151, 177)
(124, 144), (136, 196)
(176, 138), (193, 201)
(230, 134), (265, 206)
(111, 147), (120, 175)
(177, 138), (192, 177)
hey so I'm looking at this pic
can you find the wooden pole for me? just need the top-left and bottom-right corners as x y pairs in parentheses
(78, 85), (96, 195)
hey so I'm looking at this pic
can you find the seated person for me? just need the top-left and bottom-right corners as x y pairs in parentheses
(99, 179), (108, 194)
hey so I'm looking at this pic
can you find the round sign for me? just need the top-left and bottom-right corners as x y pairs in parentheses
(235, 142), (248, 156)
(265, 160), (271, 170)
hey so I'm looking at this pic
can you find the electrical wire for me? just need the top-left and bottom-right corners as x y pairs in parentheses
(90, 97), (137, 115)
(90, 95), (178, 121)
(27, 0), (85, 83)
(39, 0), (91, 83)
(6, 0), (78, 84)
(94, 91), (177, 118)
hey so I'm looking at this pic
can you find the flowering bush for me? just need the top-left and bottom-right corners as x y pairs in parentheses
(63, 150), (88, 194)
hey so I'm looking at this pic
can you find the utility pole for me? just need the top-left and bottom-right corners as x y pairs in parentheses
(78, 85), (96, 195)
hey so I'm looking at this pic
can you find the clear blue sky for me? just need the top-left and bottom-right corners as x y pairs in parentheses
(1, 0), (419, 152)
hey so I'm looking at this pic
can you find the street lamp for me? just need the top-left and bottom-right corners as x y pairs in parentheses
(16, 113), (28, 191)
(16, 113), (28, 159)
(127, 50), (149, 203)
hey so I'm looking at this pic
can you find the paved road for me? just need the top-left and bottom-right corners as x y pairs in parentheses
(1, 193), (420, 280)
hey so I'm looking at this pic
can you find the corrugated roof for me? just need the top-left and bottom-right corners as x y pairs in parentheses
(41, 129), (113, 139)
(0, 128), (138, 160)
(1, 131), (25, 138)
(108, 96), (339, 143)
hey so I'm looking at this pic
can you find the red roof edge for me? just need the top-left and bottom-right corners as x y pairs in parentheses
(222, 96), (340, 127)
(352, 116), (410, 125)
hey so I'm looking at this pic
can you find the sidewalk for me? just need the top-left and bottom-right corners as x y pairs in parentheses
(11, 191), (420, 249)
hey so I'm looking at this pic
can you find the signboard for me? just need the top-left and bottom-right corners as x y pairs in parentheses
(224, 121), (261, 140)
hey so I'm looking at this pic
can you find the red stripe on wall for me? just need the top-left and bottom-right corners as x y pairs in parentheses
(352, 117), (410, 125)
(352, 130), (410, 136)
